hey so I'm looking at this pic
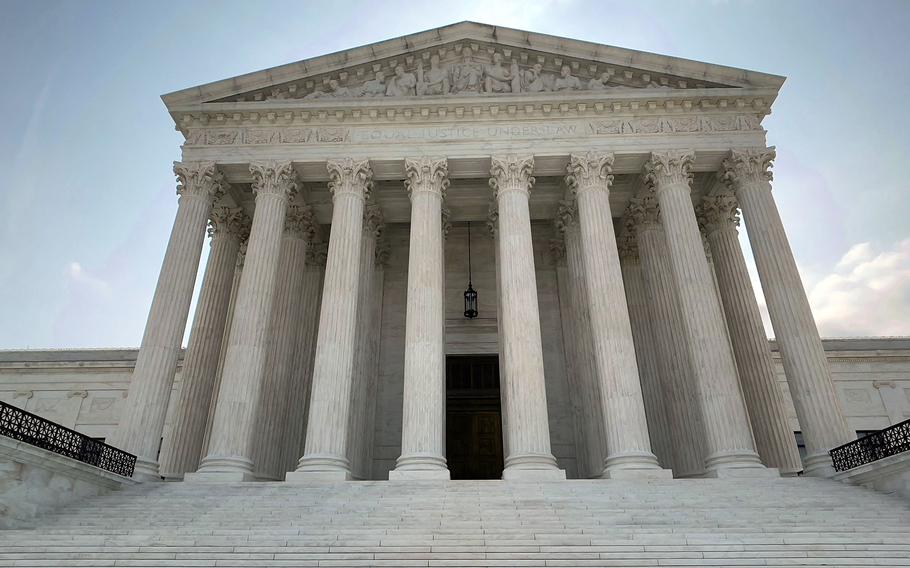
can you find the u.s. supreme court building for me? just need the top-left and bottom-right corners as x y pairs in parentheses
(5, 23), (910, 491)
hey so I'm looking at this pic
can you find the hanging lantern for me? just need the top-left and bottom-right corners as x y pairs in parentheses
(464, 221), (478, 319)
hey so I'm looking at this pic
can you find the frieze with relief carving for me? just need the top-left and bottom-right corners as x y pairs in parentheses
(184, 114), (762, 147)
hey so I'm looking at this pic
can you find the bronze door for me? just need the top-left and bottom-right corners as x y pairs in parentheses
(445, 355), (504, 480)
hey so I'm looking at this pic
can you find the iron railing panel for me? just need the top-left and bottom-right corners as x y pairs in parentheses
(830, 418), (910, 472)
(0, 400), (136, 477)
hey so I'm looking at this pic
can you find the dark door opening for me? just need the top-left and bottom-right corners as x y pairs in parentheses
(446, 355), (504, 480)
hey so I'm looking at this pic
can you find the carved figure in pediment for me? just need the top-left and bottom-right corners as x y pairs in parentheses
(386, 65), (417, 97)
(451, 47), (483, 94)
(361, 71), (387, 97)
(305, 79), (353, 99)
(522, 63), (548, 93)
(417, 54), (450, 96)
(588, 72), (613, 90)
(553, 65), (582, 91)
(483, 53), (513, 93)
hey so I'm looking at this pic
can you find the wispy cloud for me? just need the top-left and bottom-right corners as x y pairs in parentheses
(65, 261), (111, 296)
(805, 240), (910, 337)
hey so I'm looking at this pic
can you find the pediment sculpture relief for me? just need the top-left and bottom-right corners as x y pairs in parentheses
(233, 44), (718, 104)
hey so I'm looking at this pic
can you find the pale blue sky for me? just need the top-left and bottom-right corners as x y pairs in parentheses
(1, 0), (908, 348)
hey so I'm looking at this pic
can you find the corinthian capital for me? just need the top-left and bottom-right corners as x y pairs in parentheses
(722, 147), (775, 188)
(285, 204), (317, 241)
(644, 150), (695, 190)
(327, 158), (373, 200)
(489, 155), (535, 197)
(363, 202), (385, 238)
(305, 241), (328, 267)
(697, 191), (741, 235)
(616, 227), (639, 262)
(565, 152), (614, 194)
(208, 206), (249, 240)
(249, 161), (298, 199)
(404, 157), (449, 199)
(486, 199), (499, 238)
(626, 190), (661, 232)
(174, 161), (226, 203)
(554, 197), (578, 235)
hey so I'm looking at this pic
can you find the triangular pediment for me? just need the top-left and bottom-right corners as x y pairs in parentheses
(162, 22), (784, 110)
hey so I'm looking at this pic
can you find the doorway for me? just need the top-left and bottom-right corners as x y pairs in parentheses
(445, 355), (504, 480)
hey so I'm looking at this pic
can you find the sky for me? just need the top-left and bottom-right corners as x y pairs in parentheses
(1, 0), (908, 349)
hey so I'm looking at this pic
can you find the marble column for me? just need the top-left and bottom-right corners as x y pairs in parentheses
(112, 162), (224, 480)
(552, 236), (591, 479)
(698, 191), (803, 475)
(289, 158), (373, 481)
(159, 206), (247, 479)
(279, 242), (326, 474)
(201, 240), (246, 459)
(490, 155), (565, 480)
(617, 233), (675, 470)
(348, 202), (383, 480)
(252, 205), (316, 480)
(391, 157), (450, 480)
(556, 200), (605, 478)
(487, 200), (510, 461)
(356, 243), (388, 479)
(567, 153), (668, 478)
(629, 193), (707, 477)
(723, 147), (853, 476)
(190, 161), (298, 482)
(645, 151), (769, 476)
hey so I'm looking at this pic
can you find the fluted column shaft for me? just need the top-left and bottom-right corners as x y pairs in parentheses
(724, 148), (852, 476)
(252, 206), (314, 480)
(191, 161), (297, 481)
(348, 207), (381, 480)
(357, 257), (386, 479)
(291, 158), (373, 481)
(567, 153), (666, 477)
(553, 242), (592, 479)
(633, 212), (707, 477)
(160, 207), (246, 478)
(490, 155), (564, 480)
(201, 244), (245, 458)
(280, 246), (325, 474)
(392, 157), (450, 479)
(113, 162), (222, 480)
(488, 203), (511, 460)
(562, 223), (607, 478)
(700, 193), (802, 475)
(619, 253), (674, 470)
(646, 151), (766, 476)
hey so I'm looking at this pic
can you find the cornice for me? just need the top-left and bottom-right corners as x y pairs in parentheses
(171, 87), (775, 135)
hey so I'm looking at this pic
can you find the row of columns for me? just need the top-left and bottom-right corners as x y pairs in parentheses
(115, 146), (852, 482)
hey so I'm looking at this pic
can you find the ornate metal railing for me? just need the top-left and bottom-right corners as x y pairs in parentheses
(0, 400), (136, 477)
(830, 419), (910, 472)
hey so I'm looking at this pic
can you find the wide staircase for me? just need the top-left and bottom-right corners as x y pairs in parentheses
(2, 477), (909, 567)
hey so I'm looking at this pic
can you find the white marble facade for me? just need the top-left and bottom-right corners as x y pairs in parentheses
(8, 23), (901, 482)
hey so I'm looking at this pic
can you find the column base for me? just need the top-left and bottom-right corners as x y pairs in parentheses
(601, 451), (671, 479)
(286, 453), (352, 482)
(704, 449), (768, 474)
(502, 453), (566, 481)
(131, 457), (163, 482)
(802, 451), (837, 478)
(389, 453), (450, 480)
(187, 455), (256, 482)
